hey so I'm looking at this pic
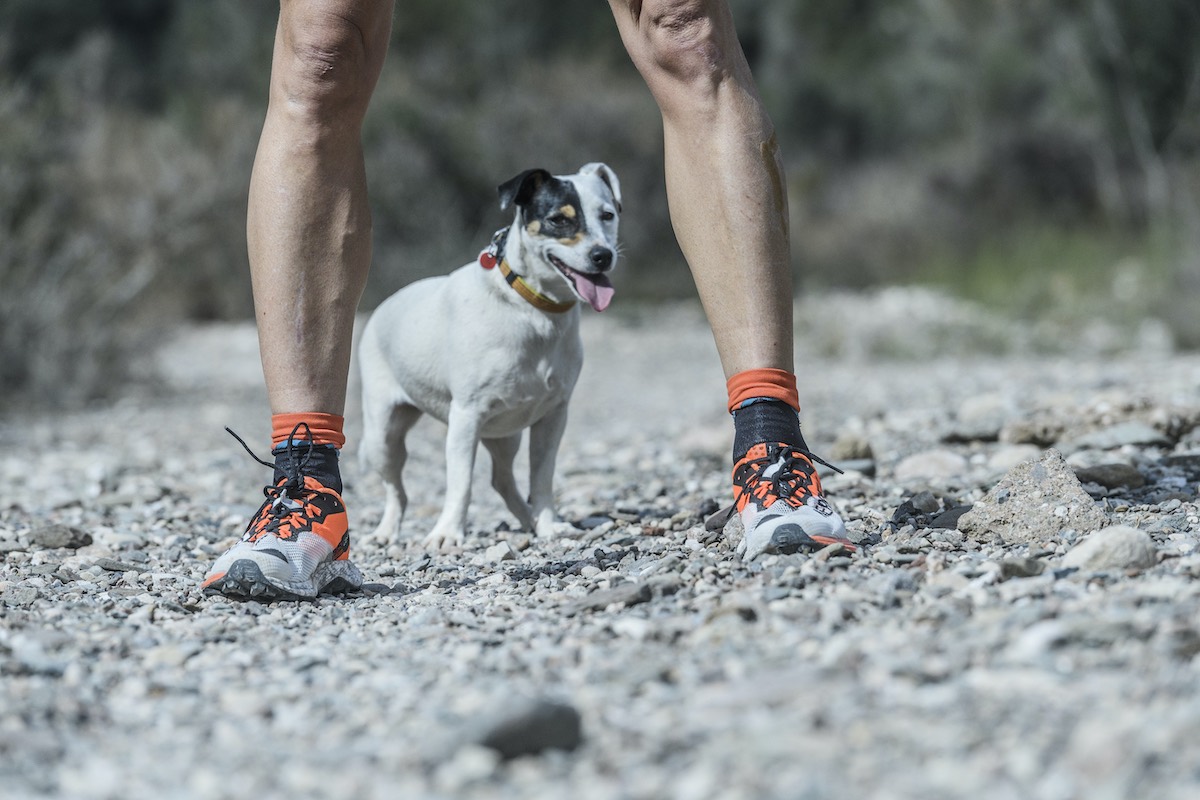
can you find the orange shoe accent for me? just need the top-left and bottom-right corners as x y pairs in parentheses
(271, 413), (346, 449)
(726, 369), (800, 414)
(731, 441), (855, 559)
(732, 443), (825, 514)
(246, 475), (349, 551)
(200, 571), (227, 589)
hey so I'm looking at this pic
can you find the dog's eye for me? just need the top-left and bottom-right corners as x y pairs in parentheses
(600, 211), (616, 222)
(546, 213), (569, 226)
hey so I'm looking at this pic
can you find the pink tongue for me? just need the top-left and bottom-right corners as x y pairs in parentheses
(571, 271), (615, 312)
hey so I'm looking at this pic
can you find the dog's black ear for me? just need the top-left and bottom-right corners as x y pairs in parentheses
(498, 169), (552, 211)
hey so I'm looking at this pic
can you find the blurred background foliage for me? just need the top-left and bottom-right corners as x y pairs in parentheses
(1, 0), (1198, 407)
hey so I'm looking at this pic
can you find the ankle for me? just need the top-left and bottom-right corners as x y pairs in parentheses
(725, 368), (800, 414)
(271, 412), (345, 449)
(726, 368), (807, 460)
(731, 400), (807, 462)
(270, 412), (346, 494)
(272, 443), (343, 495)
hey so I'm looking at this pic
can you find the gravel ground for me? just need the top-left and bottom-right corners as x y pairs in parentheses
(3, 291), (1200, 799)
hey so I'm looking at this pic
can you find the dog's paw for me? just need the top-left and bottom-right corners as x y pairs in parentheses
(365, 499), (404, 549)
(422, 526), (465, 551)
(362, 531), (392, 551)
(365, 520), (400, 549)
(533, 509), (560, 539)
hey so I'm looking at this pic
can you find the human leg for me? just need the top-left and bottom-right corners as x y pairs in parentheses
(249, 0), (394, 416)
(607, 0), (792, 378)
(204, 0), (394, 598)
(608, 0), (853, 557)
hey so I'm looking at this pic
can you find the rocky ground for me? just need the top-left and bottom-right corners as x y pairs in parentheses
(3, 291), (1200, 799)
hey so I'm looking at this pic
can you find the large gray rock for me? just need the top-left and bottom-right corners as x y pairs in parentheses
(1067, 422), (1170, 451)
(958, 449), (1109, 544)
(1074, 463), (1146, 490)
(829, 429), (874, 461)
(944, 392), (1015, 442)
(893, 448), (968, 484)
(28, 524), (92, 550)
(473, 699), (583, 759)
(1062, 525), (1158, 571)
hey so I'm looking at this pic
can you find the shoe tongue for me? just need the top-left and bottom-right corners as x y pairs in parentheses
(273, 444), (343, 495)
(569, 269), (615, 312)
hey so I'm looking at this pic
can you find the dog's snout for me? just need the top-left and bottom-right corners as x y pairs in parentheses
(589, 246), (614, 271)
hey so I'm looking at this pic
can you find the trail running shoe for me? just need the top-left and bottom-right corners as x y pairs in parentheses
(730, 442), (855, 561)
(202, 429), (362, 600)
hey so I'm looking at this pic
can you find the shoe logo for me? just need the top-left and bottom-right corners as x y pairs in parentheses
(809, 497), (835, 517)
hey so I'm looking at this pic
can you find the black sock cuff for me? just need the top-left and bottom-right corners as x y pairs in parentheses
(732, 400), (807, 461)
(274, 444), (343, 494)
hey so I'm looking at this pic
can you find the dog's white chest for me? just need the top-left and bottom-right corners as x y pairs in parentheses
(470, 323), (580, 437)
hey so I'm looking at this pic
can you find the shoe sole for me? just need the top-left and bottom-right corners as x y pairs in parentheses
(203, 559), (362, 601)
(769, 523), (856, 555)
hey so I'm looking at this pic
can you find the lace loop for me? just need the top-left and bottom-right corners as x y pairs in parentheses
(226, 422), (315, 493)
(226, 423), (319, 539)
(734, 443), (842, 508)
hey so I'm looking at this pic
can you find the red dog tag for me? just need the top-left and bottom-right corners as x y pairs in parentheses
(479, 251), (497, 270)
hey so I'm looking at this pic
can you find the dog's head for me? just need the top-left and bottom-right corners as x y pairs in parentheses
(497, 163), (622, 312)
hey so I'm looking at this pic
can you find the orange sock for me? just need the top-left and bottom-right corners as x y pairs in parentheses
(271, 412), (346, 450)
(726, 368), (800, 414)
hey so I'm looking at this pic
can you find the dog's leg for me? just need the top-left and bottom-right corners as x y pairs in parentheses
(424, 403), (481, 550)
(372, 407), (424, 544)
(360, 340), (405, 542)
(483, 434), (536, 531)
(360, 391), (422, 542)
(527, 401), (569, 538)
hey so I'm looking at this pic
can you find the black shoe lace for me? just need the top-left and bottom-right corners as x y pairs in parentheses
(737, 443), (844, 502)
(226, 422), (316, 529)
(708, 444), (844, 532)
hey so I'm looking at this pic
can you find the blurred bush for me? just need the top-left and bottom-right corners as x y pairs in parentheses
(1, 0), (1198, 409)
(0, 0), (270, 409)
(737, 0), (1200, 290)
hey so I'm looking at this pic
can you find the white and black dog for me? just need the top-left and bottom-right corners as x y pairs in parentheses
(358, 163), (622, 549)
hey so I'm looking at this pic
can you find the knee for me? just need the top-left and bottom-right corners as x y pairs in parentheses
(275, 7), (383, 122)
(634, 0), (731, 95)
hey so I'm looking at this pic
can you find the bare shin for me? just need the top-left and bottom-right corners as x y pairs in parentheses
(248, 0), (394, 415)
(608, 0), (794, 379)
